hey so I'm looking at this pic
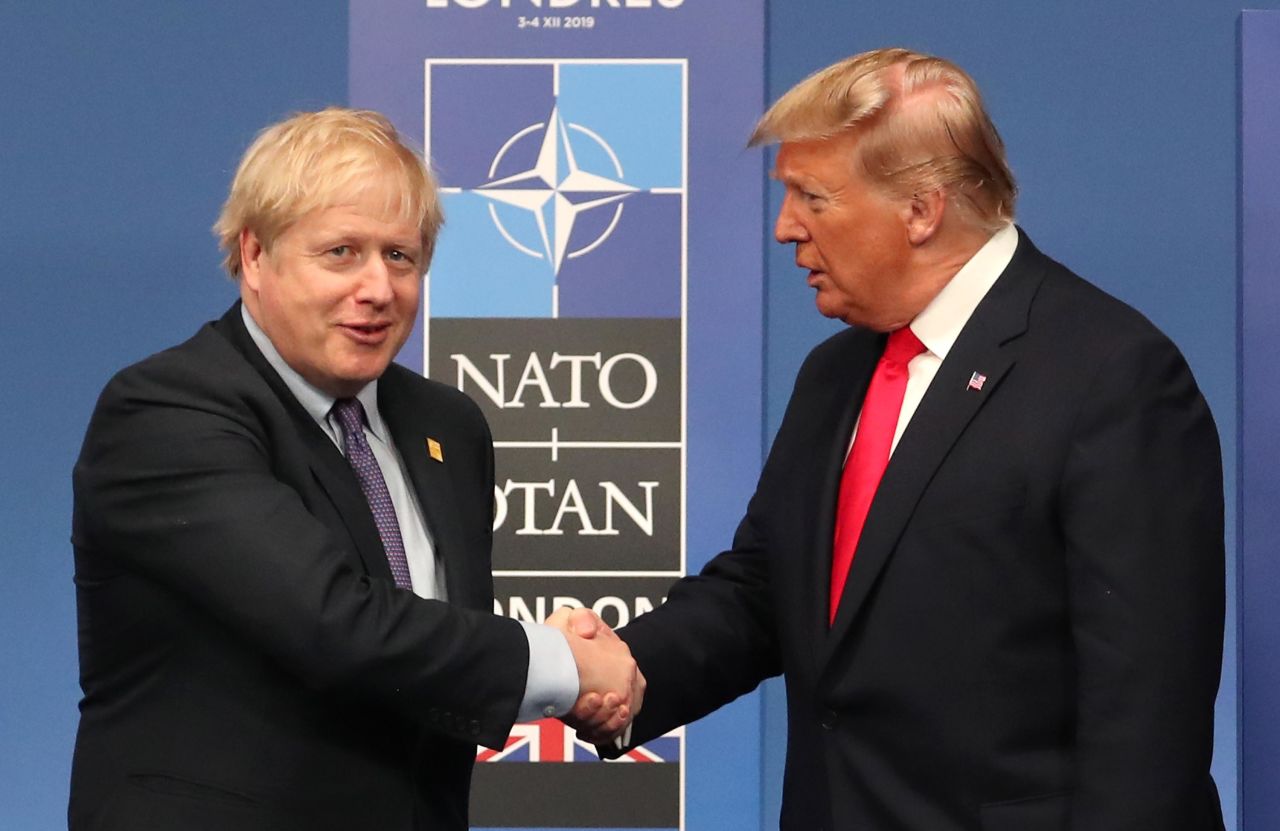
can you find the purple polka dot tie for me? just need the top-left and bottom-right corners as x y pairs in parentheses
(332, 398), (413, 590)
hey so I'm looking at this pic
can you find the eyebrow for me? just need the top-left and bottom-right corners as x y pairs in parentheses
(308, 227), (419, 247)
(772, 170), (825, 193)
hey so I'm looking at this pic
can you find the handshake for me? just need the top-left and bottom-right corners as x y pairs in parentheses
(545, 607), (646, 746)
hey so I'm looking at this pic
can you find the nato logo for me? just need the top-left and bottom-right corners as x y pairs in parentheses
(426, 60), (685, 318)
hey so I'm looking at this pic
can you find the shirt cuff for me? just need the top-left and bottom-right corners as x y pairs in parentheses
(515, 621), (579, 722)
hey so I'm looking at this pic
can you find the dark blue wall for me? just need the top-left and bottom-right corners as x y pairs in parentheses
(0, 2), (347, 826)
(0, 2), (1266, 829)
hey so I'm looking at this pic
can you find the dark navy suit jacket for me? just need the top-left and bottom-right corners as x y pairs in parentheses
(612, 231), (1226, 831)
(70, 304), (524, 830)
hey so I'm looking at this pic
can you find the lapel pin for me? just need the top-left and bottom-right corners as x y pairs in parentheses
(966, 371), (987, 392)
(427, 438), (444, 463)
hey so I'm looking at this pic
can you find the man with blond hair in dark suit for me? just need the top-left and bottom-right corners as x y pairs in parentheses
(70, 107), (641, 831)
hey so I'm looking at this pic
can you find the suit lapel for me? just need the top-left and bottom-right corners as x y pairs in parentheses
(378, 377), (481, 610)
(821, 232), (1049, 665)
(304, 434), (396, 584)
(214, 304), (393, 583)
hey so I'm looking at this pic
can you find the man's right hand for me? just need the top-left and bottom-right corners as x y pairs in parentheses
(544, 607), (645, 743)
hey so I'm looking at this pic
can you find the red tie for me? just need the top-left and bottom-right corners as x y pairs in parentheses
(829, 327), (927, 624)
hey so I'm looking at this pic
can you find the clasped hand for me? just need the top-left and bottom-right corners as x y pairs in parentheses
(545, 607), (645, 745)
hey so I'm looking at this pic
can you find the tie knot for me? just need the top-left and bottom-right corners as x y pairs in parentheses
(883, 327), (926, 367)
(332, 398), (366, 434)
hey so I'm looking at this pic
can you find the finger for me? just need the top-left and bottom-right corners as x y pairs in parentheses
(544, 605), (574, 630)
(601, 706), (630, 738)
(571, 691), (602, 721)
(591, 619), (621, 641)
(575, 687), (621, 729)
(577, 720), (622, 745)
(583, 700), (620, 729)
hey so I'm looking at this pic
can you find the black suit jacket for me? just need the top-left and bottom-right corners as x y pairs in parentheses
(69, 304), (526, 830)
(614, 231), (1226, 831)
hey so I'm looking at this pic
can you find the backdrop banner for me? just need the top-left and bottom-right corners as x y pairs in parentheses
(351, 2), (766, 829)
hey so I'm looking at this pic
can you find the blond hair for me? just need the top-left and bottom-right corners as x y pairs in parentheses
(752, 48), (1016, 231)
(213, 108), (444, 278)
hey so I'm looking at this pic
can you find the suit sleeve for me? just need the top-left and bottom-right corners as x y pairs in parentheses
(608, 344), (838, 750)
(614, 498), (783, 748)
(1059, 328), (1225, 829)
(72, 355), (527, 749)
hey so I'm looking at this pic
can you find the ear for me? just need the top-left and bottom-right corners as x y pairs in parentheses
(903, 188), (946, 246)
(239, 228), (266, 293)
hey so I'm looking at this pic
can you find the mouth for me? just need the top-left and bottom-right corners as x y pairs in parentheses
(339, 321), (394, 345)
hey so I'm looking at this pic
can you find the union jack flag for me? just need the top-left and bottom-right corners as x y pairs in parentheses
(477, 719), (680, 764)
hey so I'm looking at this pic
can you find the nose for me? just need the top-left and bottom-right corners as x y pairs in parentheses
(774, 192), (809, 244)
(354, 257), (395, 306)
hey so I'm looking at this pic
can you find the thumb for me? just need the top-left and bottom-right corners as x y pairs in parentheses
(568, 608), (602, 639)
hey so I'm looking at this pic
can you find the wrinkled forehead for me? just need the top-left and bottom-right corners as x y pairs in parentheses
(772, 131), (865, 182)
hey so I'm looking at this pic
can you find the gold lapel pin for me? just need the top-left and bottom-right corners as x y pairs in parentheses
(427, 438), (444, 463)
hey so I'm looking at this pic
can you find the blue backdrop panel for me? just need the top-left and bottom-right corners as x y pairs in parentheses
(351, 3), (765, 829)
(1240, 11), (1280, 831)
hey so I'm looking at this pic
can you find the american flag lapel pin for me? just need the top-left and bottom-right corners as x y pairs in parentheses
(966, 371), (987, 392)
(426, 438), (444, 463)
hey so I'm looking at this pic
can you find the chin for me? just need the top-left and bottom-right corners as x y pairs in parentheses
(349, 369), (387, 389)
(328, 364), (388, 396)
(813, 297), (843, 321)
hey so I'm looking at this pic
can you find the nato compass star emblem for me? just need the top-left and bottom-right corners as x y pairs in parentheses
(469, 106), (638, 276)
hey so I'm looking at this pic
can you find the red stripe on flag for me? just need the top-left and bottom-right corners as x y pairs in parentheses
(537, 718), (566, 763)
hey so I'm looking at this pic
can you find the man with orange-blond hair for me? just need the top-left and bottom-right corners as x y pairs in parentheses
(582, 48), (1226, 831)
(69, 108), (641, 831)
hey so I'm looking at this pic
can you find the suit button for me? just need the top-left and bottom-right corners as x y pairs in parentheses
(428, 708), (440, 724)
(819, 710), (838, 730)
(469, 720), (481, 737)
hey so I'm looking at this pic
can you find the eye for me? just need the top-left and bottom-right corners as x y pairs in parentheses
(386, 249), (413, 267)
(386, 247), (421, 268)
(327, 245), (354, 258)
(788, 184), (824, 207)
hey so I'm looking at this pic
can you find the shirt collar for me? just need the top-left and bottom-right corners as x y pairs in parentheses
(909, 223), (1018, 360)
(240, 305), (387, 442)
